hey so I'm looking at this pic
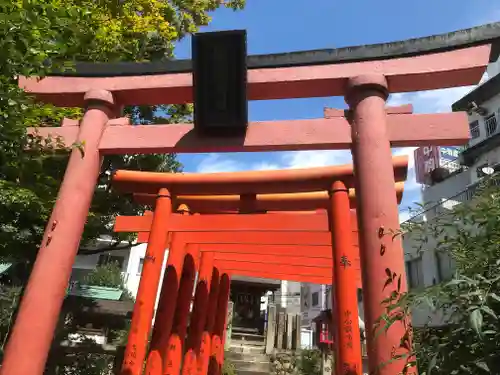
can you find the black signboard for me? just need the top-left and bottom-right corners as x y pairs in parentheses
(192, 30), (248, 136)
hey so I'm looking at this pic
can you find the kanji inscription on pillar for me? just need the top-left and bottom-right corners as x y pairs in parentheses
(344, 310), (354, 349)
(340, 255), (351, 269)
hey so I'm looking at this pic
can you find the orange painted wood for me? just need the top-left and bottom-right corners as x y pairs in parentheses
(203, 244), (339, 258)
(212, 252), (359, 269)
(224, 269), (333, 285)
(28, 112), (470, 153)
(132, 181), (405, 209)
(115, 210), (359, 234)
(19, 45), (489, 107)
(137, 231), (335, 245)
(111, 156), (408, 195)
(217, 260), (333, 277)
(217, 261), (361, 288)
(115, 212), (331, 232)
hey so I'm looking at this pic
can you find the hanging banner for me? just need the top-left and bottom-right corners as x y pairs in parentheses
(414, 146), (440, 184)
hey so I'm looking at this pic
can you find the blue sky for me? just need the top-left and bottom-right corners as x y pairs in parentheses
(173, 0), (500, 221)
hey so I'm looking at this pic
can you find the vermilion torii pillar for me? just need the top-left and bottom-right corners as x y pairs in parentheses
(5, 23), (498, 375)
(346, 75), (413, 374)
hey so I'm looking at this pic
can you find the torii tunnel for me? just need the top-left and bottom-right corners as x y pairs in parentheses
(3, 22), (500, 375)
(109, 158), (407, 375)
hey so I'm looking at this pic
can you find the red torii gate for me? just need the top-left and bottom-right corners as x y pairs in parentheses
(107, 157), (405, 375)
(113, 193), (368, 375)
(109, 158), (404, 374)
(3, 23), (498, 375)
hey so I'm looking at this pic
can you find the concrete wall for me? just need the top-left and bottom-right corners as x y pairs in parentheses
(280, 280), (302, 314)
(300, 283), (326, 329)
(465, 91), (500, 149)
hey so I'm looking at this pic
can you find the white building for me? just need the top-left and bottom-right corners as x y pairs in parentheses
(403, 58), (500, 327)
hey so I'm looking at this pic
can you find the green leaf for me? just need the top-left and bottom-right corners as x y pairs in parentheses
(480, 305), (497, 319)
(489, 293), (500, 303)
(427, 354), (438, 375)
(469, 309), (483, 338)
(475, 361), (490, 372)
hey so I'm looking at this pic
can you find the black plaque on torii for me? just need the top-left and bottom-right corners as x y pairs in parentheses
(192, 30), (248, 136)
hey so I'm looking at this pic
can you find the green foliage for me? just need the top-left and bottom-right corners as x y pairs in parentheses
(56, 351), (115, 375)
(0, 0), (246, 264)
(83, 262), (124, 289)
(375, 176), (500, 374)
(297, 349), (322, 375)
(0, 286), (21, 357)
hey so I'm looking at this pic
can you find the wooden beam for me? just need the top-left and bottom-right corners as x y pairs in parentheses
(101, 112), (468, 154)
(212, 252), (343, 269)
(138, 231), (336, 245)
(110, 156), (408, 195)
(133, 182), (405, 209)
(216, 261), (361, 287)
(199, 243), (356, 258)
(19, 45), (490, 107)
(27, 111), (469, 154)
(217, 261), (334, 277)
(115, 212), (331, 232)
(224, 270), (333, 285)
(115, 210), (355, 233)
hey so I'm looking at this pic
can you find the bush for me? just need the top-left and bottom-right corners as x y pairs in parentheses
(297, 349), (322, 375)
(84, 262), (124, 289)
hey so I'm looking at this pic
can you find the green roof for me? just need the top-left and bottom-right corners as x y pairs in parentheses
(67, 285), (123, 301)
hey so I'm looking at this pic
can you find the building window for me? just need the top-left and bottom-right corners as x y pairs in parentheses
(405, 257), (424, 289)
(312, 292), (319, 307)
(138, 258), (144, 275)
(435, 251), (455, 282)
(469, 120), (480, 139)
(485, 114), (498, 137)
(97, 254), (124, 270)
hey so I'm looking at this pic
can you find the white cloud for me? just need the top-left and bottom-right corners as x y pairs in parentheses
(196, 153), (243, 173)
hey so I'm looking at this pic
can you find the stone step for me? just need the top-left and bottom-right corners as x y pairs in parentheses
(231, 331), (265, 342)
(228, 344), (265, 354)
(225, 351), (269, 363)
(231, 359), (270, 372)
(230, 337), (265, 347)
(232, 326), (260, 334)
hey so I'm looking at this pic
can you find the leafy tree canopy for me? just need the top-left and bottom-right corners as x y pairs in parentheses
(0, 0), (245, 265)
(377, 176), (500, 375)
